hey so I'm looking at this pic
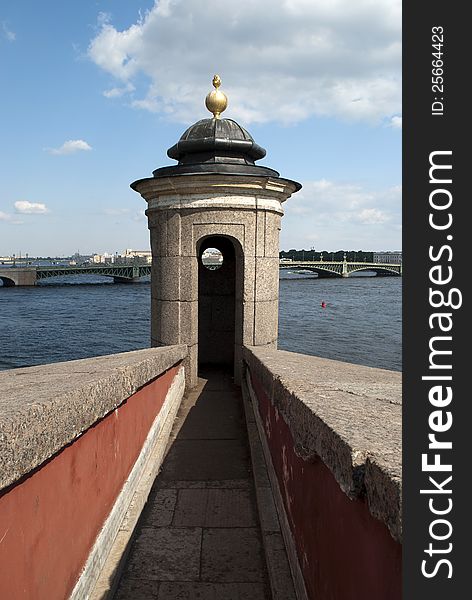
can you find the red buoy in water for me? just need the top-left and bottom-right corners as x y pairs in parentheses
(321, 301), (327, 308)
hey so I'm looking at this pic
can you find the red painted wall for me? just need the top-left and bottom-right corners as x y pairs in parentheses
(0, 365), (179, 600)
(251, 373), (402, 600)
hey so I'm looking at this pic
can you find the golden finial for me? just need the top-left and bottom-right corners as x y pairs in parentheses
(205, 74), (228, 119)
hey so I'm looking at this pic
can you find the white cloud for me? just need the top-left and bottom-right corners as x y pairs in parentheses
(46, 139), (92, 155)
(357, 208), (389, 224)
(281, 179), (401, 250)
(103, 83), (135, 98)
(88, 0), (401, 125)
(390, 115), (402, 128)
(0, 210), (23, 225)
(2, 22), (16, 42)
(14, 201), (49, 214)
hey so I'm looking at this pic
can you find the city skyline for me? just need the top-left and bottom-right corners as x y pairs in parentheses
(1, 247), (402, 261)
(1, 0), (401, 256)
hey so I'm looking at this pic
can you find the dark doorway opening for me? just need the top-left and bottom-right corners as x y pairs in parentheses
(198, 236), (237, 370)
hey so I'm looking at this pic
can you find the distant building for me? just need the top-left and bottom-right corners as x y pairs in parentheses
(91, 252), (115, 264)
(122, 249), (152, 263)
(373, 251), (402, 264)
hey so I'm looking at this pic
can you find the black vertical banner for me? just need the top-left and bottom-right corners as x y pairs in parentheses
(404, 3), (467, 599)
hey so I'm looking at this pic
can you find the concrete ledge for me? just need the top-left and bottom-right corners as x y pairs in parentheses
(242, 346), (402, 542)
(0, 346), (187, 491)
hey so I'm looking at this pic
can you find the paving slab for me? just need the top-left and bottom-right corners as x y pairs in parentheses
(157, 582), (270, 600)
(198, 371), (235, 391)
(173, 488), (257, 528)
(201, 528), (267, 583)
(141, 489), (177, 527)
(123, 527), (202, 581)
(160, 439), (250, 481)
(155, 479), (252, 490)
(114, 579), (160, 600)
(177, 391), (244, 440)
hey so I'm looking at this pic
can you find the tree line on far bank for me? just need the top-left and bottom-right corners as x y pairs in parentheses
(279, 249), (374, 262)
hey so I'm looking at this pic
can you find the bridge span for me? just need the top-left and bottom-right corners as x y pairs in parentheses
(0, 264), (152, 286)
(280, 258), (402, 278)
(0, 258), (401, 286)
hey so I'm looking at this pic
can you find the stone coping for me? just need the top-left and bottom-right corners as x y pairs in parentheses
(0, 346), (187, 492)
(242, 346), (402, 542)
(134, 172), (298, 203)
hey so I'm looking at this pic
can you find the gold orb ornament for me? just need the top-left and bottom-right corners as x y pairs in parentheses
(205, 75), (228, 119)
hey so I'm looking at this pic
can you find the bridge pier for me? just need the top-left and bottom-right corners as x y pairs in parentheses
(0, 268), (37, 286)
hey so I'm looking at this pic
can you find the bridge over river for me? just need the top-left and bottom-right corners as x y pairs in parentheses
(0, 264), (152, 286)
(281, 258), (402, 278)
(0, 258), (401, 286)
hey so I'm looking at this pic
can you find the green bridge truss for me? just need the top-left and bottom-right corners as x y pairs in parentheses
(35, 264), (152, 281)
(279, 260), (402, 278)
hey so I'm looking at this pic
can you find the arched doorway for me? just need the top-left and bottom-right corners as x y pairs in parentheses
(197, 235), (243, 373)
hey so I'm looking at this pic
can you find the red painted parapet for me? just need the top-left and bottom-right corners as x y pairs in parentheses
(0, 347), (187, 600)
(243, 346), (402, 600)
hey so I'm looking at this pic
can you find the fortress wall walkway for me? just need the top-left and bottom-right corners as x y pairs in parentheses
(0, 346), (402, 599)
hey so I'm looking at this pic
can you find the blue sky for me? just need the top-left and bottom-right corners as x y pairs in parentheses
(0, 0), (401, 256)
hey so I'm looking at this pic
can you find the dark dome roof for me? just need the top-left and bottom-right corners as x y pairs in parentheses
(167, 118), (266, 163)
(147, 115), (300, 186)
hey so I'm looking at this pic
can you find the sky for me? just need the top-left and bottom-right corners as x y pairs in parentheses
(0, 0), (401, 256)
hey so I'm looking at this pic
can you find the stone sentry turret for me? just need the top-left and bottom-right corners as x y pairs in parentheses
(131, 76), (301, 387)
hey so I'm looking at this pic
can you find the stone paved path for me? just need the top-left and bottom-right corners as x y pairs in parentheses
(114, 369), (272, 599)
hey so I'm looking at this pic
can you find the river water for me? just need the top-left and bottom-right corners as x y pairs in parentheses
(0, 273), (401, 372)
